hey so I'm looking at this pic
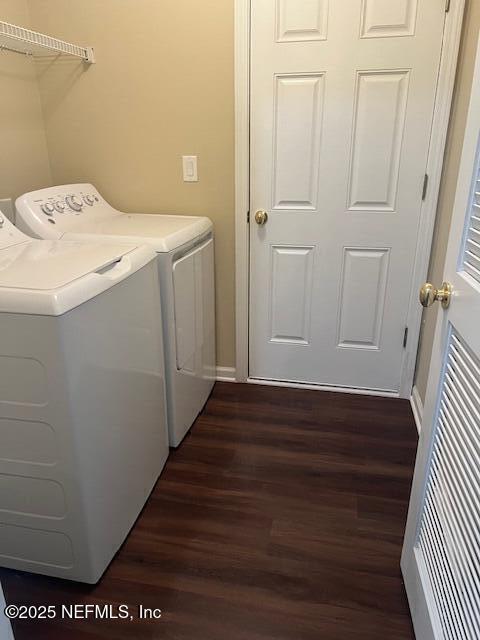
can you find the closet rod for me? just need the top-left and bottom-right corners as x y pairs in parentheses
(0, 43), (32, 57)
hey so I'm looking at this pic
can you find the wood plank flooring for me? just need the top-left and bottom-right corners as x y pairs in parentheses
(0, 382), (418, 639)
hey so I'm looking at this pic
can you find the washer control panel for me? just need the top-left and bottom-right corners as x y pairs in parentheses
(34, 189), (101, 219)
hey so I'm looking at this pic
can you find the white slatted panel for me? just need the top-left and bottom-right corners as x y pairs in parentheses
(416, 331), (480, 640)
(462, 149), (480, 284)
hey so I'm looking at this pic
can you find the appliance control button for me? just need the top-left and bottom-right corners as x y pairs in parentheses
(83, 194), (95, 206)
(41, 203), (55, 215)
(66, 195), (83, 212)
(54, 201), (66, 213)
(0, 215), (4, 227)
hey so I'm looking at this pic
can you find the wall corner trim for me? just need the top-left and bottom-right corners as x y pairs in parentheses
(410, 385), (424, 435)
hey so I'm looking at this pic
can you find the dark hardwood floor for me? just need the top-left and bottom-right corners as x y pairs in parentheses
(1, 382), (418, 639)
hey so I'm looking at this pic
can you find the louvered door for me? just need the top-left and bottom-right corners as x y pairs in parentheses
(463, 167), (480, 283)
(402, 36), (480, 640)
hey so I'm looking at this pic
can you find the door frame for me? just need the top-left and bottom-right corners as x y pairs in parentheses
(234, 0), (465, 398)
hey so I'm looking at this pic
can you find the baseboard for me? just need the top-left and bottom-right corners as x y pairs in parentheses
(410, 385), (423, 435)
(247, 377), (398, 397)
(216, 366), (237, 383)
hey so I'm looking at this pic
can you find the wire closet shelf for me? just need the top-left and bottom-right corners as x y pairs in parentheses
(0, 20), (94, 63)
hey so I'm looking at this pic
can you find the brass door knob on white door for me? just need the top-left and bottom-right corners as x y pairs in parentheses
(419, 282), (453, 309)
(254, 210), (268, 226)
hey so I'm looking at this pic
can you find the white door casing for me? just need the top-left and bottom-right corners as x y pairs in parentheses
(249, 0), (448, 392)
(402, 34), (480, 639)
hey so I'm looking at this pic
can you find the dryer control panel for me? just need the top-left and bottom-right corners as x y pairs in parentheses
(16, 183), (118, 240)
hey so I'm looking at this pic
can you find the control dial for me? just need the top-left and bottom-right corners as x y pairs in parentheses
(66, 195), (83, 212)
(54, 201), (66, 213)
(41, 203), (55, 216)
(83, 195), (95, 206)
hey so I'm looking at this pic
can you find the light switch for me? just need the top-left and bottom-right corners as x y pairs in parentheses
(182, 156), (198, 182)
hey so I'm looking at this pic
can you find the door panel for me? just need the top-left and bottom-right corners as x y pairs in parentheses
(337, 247), (389, 350)
(360, 0), (419, 39)
(348, 70), (410, 211)
(270, 245), (315, 344)
(276, 0), (329, 43)
(402, 35), (480, 640)
(250, 0), (445, 391)
(273, 74), (325, 210)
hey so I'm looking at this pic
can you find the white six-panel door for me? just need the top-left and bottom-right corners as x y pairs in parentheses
(402, 35), (480, 640)
(250, 0), (446, 391)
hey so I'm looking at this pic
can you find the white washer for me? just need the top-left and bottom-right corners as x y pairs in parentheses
(0, 214), (169, 583)
(16, 184), (216, 447)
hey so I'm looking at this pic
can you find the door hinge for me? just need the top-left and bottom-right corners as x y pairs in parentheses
(422, 174), (429, 201)
(403, 327), (409, 349)
(247, 210), (250, 224)
(446, 0), (451, 13)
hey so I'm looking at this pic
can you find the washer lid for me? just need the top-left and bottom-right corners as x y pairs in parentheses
(0, 239), (156, 316)
(65, 214), (213, 253)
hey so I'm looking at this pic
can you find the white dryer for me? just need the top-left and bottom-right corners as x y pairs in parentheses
(0, 214), (169, 583)
(16, 184), (216, 447)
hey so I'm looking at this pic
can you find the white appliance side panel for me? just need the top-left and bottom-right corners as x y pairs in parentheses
(200, 238), (216, 381)
(0, 314), (88, 578)
(172, 250), (197, 373)
(173, 238), (216, 377)
(60, 259), (169, 581)
(161, 237), (215, 447)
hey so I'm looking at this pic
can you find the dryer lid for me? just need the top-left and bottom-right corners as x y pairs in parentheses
(64, 214), (213, 253)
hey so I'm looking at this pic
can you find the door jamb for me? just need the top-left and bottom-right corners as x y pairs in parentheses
(234, 0), (250, 382)
(234, 0), (465, 396)
(399, 0), (465, 398)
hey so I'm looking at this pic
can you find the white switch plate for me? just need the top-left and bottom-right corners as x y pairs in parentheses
(182, 156), (198, 182)
(0, 198), (14, 224)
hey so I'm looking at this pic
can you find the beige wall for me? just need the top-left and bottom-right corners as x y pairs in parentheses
(4, 0), (477, 382)
(0, 0), (51, 203)
(415, 2), (480, 402)
(27, 0), (235, 369)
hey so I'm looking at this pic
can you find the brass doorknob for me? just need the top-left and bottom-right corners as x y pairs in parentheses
(419, 282), (453, 309)
(254, 210), (268, 226)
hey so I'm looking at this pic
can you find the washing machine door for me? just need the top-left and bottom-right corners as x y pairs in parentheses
(0, 233), (155, 315)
